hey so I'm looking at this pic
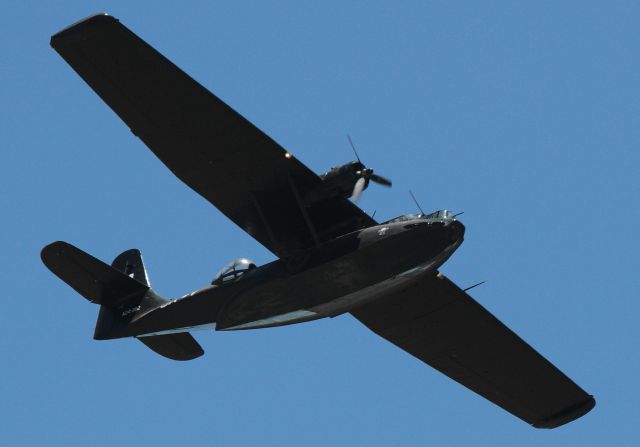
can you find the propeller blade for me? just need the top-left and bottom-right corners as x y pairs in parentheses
(369, 173), (392, 187)
(352, 177), (366, 202)
(344, 135), (392, 197)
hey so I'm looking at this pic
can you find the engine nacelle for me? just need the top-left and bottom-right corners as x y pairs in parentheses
(304, 161), (368, 204)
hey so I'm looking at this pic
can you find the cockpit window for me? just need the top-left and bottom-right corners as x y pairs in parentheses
(423, 210), (453, 220)
(384, 210), (454, 224)
(212, 258), (256, 285)
(385, 213), (421, 223)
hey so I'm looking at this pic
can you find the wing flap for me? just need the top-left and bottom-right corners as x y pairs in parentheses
(351, 273), (595, 428)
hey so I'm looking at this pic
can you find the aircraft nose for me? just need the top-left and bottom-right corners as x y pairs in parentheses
(450, 220), (465, 243)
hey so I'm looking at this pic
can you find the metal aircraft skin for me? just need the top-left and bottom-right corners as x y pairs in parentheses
(43, 13), (595, 429)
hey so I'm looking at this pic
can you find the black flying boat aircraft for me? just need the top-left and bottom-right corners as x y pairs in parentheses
(43, 14), (595, 429)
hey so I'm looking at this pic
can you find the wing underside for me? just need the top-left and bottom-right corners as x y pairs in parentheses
(351, 273), (595, 428)
(50, 14), (375, 258)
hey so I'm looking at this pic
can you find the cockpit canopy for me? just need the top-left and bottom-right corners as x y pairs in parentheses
(385, 209), (456, 224)
(423, 209), (456, 220)
(212, 258), (256, 286)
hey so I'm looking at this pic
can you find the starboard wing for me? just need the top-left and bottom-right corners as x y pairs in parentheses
(350, 273), (595, 428)
(50, 14), (375, 258)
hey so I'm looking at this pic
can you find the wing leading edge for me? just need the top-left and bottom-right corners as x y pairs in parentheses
(351, 273), (595, 428)
(50, 14), (375, 258)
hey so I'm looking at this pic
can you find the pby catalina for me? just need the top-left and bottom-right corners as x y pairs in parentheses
(43, 14), (594, 429)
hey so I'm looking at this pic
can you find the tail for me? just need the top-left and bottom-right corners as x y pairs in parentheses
(41, 241), (203, 361)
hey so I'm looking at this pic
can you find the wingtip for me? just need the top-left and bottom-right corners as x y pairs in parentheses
(532, 395), (596, 429)
(40, 240), (71, 263)
(50, 13), (118, 46)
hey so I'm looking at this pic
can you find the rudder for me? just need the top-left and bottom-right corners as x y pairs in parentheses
(111, 248), (150, 286)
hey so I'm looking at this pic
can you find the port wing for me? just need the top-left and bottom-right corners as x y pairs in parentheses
(351, 273), (595, 428)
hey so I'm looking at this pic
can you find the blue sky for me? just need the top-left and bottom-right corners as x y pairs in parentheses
(2, 1), (639, 445)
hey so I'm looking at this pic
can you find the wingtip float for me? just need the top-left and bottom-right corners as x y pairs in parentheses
(45, 14), (594, 428)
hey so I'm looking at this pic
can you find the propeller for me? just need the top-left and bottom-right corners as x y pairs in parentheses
(352, 177), (367, 201)
(347, 135), (393, 200)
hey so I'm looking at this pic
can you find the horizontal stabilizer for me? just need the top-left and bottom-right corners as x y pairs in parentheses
(41, 241), (148, 306)
(138, 333), (204, 361)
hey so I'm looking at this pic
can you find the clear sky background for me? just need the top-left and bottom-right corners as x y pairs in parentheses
(2, 1), (638, 445)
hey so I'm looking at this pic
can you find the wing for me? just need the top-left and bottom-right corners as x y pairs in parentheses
(351, 273), (595, 428)
(50, 14), (375, 258)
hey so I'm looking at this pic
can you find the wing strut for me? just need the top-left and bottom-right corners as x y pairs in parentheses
(287, 175), (321, 248)
(251, 193), (282, 253)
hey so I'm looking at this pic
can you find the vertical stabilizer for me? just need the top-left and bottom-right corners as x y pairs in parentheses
(111, 249), (150, 286)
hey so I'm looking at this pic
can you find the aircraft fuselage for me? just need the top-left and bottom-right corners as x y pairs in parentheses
(112, 217), (465, 339)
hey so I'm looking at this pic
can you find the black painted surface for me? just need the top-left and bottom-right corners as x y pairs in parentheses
(44, 13), (595, 429)
(50, 14), (375, 259)
(351, 273), (595, 428)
